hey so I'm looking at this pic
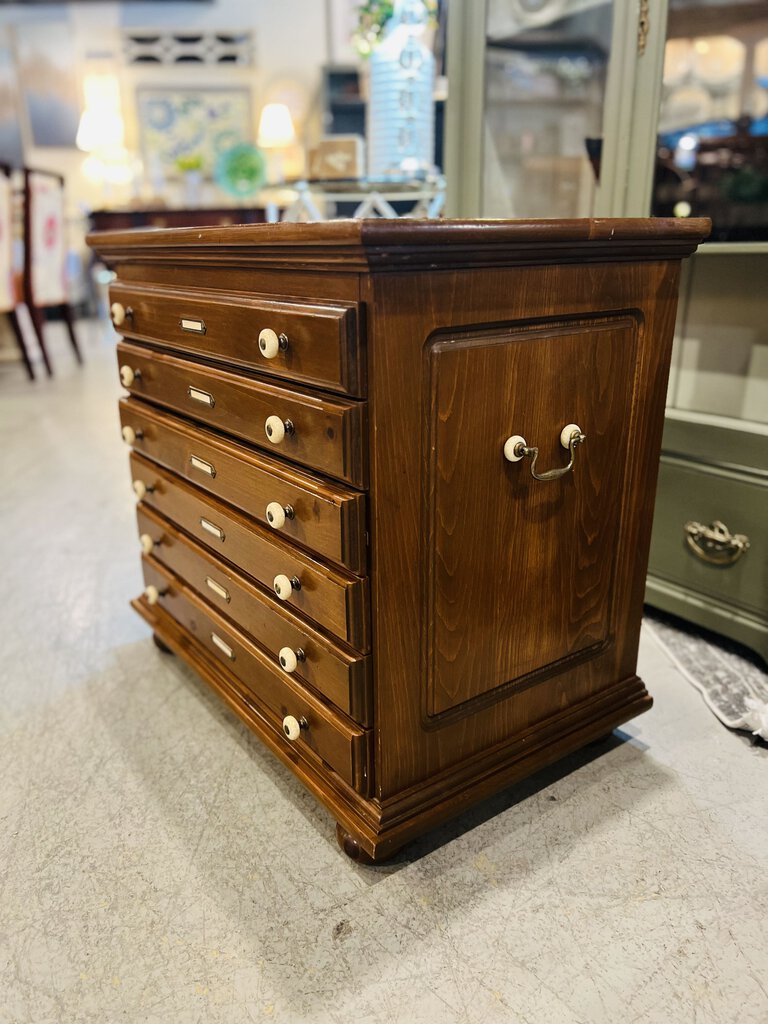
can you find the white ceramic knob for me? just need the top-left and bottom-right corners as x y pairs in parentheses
(258, 328), (280, 359)
(122, 425), (138, 446)
(119, 365), (136, 387)
(111, 301), (126, 326)
(279, 646), (299, 673)
(266, 501), (286, 529)
(282, 715), (302, 742)
(144, 584), (160, 605)
(139, 533), (155, 555)
(132, 479), (147, 500)
(265, 415), (286, 444)
(503, 435), (527, 462)
(274, 574), (295, 601)
(560, 423), (583, 449)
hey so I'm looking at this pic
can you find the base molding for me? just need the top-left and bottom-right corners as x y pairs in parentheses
(137, 599), (652, 863)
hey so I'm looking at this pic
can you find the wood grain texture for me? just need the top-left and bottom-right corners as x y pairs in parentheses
(110, 282), (363, 395)
(89, 216), (709, 273)
(366, 258), (684, 797)
(424, 315), (638, 716)
(140, 559), (371, 794)
(117, 341), (367, 486)
(119, 398), (367, 573)
(136, 504), (371, 724)
(129, 453), (370, 650)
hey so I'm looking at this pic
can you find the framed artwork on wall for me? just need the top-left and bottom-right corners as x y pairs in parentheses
(136, 87), (252, 179)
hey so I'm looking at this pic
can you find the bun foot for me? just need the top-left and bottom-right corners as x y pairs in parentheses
(587, 730), (614, 747)
(152, 633), (173, 655)
(335, 824), (376, 865)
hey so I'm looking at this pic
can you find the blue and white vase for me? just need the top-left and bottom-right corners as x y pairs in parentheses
(367, 0), (436, 179)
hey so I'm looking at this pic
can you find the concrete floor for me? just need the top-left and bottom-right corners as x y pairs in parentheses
(1, 325), (767, 1024)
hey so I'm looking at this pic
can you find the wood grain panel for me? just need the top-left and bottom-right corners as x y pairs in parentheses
(110, 282), (363, 395)
(128, 453), (370, 649)
(366, 259), (682, 796)
(117, 341), (367, 487)
(136, 504), (372, 724)
(119, 398), (367, 573)
(140, 558), (371, 794)
(424, 315), (638, 716)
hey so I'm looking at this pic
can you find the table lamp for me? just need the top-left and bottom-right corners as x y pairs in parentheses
(257, 103), (296, 183)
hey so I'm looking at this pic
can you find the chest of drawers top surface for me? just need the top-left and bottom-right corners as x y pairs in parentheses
(91, 217), (709, 864)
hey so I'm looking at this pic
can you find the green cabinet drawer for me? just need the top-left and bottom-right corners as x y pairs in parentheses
(648, 457), (767, 618)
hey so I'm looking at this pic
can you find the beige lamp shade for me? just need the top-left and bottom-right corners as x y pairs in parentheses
(257, 103), (296, 148)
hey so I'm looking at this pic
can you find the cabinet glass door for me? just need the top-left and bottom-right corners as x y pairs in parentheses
(651, 1), (768, 242)
(481, 0), (613, 218)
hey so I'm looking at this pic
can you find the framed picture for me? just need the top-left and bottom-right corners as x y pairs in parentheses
(136, 87), (252, 179)
(15, 22), (79, 147)
(28, 171), (66, 307)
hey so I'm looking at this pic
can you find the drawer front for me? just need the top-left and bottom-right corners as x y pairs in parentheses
(120, 398), (367, 574)
(117, 342), (367, 488)
(137, 504), (372, 724)
(110, 283), (363, 396)
(649, 458), (767, 617)
(140, 558), (371, 794)
(129, 453), (370, 650)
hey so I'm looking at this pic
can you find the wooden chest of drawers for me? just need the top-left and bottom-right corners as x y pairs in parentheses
(89, 218), (707, 863)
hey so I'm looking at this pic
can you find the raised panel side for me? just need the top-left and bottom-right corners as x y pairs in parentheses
(422, 314), (640, 719)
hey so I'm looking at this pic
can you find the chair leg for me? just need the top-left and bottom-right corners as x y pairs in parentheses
(28, 304), (53, 377)
(60, 303), (83, 365)
(7, 309), (35, 380)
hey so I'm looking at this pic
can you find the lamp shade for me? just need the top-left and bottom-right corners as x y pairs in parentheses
(76, 109), (125, 152)
(257, 103), (296, 148)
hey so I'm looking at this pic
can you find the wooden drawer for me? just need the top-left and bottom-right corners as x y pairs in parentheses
(137, 504), (372, 724)
(117, 342), (367, 488)
(129, 454), (369, 650)
(110, 282), (363, 397)
(649, 457), (767, 618)
(120, 398), (367, 574)
(140, 558), (371, 795)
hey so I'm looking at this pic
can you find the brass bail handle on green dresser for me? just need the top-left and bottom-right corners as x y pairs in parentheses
(503, 423), (586, 481)
(684, 520), (750, 566)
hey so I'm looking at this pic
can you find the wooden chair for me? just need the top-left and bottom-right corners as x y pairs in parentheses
(0, 163), (35, 379)
(22, 168), (83, 375)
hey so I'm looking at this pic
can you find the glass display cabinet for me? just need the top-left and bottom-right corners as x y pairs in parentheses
(445, 0), (768, 661)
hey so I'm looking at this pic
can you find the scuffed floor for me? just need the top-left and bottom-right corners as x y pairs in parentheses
(1, 325), (766, 1024)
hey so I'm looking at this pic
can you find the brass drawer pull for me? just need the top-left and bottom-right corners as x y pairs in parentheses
(211, 632), (235, 659)
(188, 386), (215, 408)
(684, 520), (750, 566)
(199, 517), (225, 541)
(180, 317), (206, 334)
(205, 576), (230, 602)
(190, 454), (216, 477)
(503, 423), (586, 482)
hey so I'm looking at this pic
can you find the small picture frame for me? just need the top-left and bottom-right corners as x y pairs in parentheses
(308, 135), (365, 180)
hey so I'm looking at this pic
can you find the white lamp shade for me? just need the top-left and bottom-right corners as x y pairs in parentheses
(257, 103), (296, 148)
(76, 108), (125, 152)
